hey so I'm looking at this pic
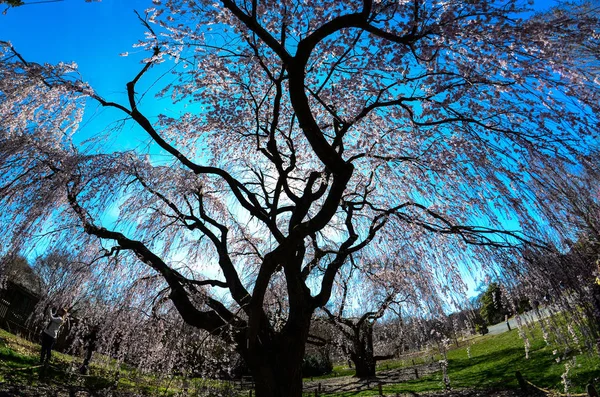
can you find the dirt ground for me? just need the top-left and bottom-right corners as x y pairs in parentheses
(303, 362), (441, 394)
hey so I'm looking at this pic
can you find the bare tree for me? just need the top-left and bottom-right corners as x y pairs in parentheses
(321, 256), (417, 377)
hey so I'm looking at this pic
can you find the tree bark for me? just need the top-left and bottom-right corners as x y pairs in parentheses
(241, 332), (308, 397)
(350, 322), (376, 378)
(237, 300), (313, 397)
(352, 350), (376, 378)
(251, 359), (304, 397)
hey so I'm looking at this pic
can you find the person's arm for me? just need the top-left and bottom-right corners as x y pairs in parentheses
(49, 308), (61, 321)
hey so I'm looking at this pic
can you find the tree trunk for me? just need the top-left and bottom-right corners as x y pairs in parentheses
(587, 281), (600, 340)
(352, 351), (376, 378)
(250, 358), (304, 397)
(350, 322), (376, 378)
(240, 324), (309, 397)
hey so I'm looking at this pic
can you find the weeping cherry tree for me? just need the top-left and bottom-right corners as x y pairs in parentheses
(1, 1), (599, 396)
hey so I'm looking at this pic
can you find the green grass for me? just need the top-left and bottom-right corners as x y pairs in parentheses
(446, 328), (599, 393)
(0, 328), (118, 391)
(3, 325), (599, 396)
(305, 326), (600, 396)
(0, 328), (242, 396)
(307, 364), (357, 380)
(307, 352), (439, 381)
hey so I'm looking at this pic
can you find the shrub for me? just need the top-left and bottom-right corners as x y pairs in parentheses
(475, 323), (489, 335)
(302, 353), (333, 377)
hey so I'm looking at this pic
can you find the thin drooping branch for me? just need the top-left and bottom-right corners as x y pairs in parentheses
(65, 182), (239, 336)
(5, 43), (285, 244)
(132, 171), (252, 311)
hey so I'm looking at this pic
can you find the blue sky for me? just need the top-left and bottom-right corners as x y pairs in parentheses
(0, 0), (149, 85)
(0, 0), (558, 144)
(0, 0), (174, 153)
(1, 0), (562, 295)
(0, 0), (558, 87)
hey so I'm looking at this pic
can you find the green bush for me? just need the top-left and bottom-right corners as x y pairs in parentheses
(475, 323), (489, 335)
(302, 353), (333, 377)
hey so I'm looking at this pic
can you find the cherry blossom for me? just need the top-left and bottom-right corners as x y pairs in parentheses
(1, 1), (599, 396)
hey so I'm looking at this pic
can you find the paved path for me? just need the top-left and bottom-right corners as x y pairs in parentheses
(486, 308), (551, 336)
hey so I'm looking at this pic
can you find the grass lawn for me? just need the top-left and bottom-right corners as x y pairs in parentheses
(305, 326), (600, 396)
(2, 325), (599, 396)
(445, 328), (599, 393)
(0, 328), (241, 396)
(0, 328), (123, 392)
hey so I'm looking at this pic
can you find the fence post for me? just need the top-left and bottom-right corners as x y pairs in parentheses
(249, 390), (252, 397)
(588, 383), (599, 397)
(318, 383), (322, 393)
(314, 389), (318, 397)
(378, 382), (383, 395)
(515, 371), (528, 392)
(414, 367), (419, 379)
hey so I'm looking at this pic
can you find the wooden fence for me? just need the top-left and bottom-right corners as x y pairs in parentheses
(516, 371), (598, 397)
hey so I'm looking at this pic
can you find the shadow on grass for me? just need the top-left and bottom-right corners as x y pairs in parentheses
(0, 348), (38, 367)
(0, 337), (38, 368)
(448, 341), (598, 393)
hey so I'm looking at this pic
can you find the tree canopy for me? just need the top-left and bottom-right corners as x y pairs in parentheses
(1, 1), (599, 396)
(0, 0), (23, 7)
(479, 282), (508, 326)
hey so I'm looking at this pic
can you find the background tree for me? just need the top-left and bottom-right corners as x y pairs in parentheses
(478, 282), (509, 326)
(1, 1), (599, 396)
(33, 250), (93, 312)
(321, 301), (393, 378)
(321, 251), (439, 377)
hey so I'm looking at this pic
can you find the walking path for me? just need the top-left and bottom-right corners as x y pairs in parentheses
(303, 363), (440, 394)
(487, 307), (551, 336)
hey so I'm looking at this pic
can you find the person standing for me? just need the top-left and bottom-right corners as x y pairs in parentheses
(79, 324), (99, 374)
(40, 308), (67, 366)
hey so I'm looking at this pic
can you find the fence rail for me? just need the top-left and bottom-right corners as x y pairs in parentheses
(516, 371), (598, 397)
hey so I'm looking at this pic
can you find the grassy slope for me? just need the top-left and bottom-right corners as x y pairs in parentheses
(2, 326), (599, 396)
(0, 328), (117, 391)
(0, 328), (245, 396)
(446, 328), (599, 392)
(306, 328), (600, 396)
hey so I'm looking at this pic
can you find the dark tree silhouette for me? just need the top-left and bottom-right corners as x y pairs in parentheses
(1, 1), (599, 396)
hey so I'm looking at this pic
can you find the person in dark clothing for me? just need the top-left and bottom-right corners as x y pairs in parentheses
(79, 324), (99, 374)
